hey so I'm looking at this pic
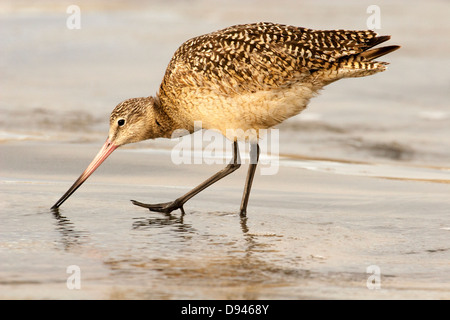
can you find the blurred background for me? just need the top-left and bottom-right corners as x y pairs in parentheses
(1, 0), (449, 166)
(1, 0), (449, 300)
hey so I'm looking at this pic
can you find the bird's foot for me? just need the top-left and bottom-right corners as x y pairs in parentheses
(131, 199), (185, 215)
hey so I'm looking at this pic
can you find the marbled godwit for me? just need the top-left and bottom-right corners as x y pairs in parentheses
(51, 22), (399, 216)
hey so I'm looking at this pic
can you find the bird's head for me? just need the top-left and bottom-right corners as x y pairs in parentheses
(51, 96), (167, 209)
(108, 96), (165, 147)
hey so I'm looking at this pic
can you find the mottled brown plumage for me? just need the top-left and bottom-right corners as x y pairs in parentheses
(52, 22), (399, 214)
(161, 22), (393, 93)
(108, 22), (399, 141)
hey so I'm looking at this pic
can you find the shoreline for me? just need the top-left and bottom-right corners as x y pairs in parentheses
(1, 140), (449, 299)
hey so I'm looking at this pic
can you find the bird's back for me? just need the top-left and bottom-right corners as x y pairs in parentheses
(158, 22), (399, 137)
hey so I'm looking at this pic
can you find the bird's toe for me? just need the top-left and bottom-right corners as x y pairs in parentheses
(131, 199), (184, 215)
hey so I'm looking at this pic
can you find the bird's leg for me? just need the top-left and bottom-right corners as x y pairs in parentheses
(131, 140), (241, 214)
(239, 142), (260, 217)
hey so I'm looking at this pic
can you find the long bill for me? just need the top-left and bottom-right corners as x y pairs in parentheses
(51, 138), (118, 209)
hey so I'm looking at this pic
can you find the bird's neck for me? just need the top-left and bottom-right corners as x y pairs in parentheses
(148, 96), (178, 139)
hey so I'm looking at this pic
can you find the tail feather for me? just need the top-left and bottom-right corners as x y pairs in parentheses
(312, 31), (400, 83)
(336, 42), (400, 78)
(365, 35), (391, 49)
(359, 45), (401, 61)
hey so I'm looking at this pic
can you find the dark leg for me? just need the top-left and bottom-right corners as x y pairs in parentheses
(239, 143), (260, 216)
(132, 140), (241, 214)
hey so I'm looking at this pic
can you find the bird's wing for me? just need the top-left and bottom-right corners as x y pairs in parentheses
(161, 23), (394, 95)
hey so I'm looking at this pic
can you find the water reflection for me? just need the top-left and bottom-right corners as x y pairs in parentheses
(48, 207), (307, 299)
(131, 212), (196, 235)
(240, 216), (249, 234)
(50, 207), (90, 250)
(239, 215), (259, 260)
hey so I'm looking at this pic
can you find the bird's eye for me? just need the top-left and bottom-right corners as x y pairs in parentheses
(118, 119), (125, 126)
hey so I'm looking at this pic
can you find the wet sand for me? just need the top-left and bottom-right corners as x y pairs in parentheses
(1, 0), (450, 300)
(1, 141), (449, 299)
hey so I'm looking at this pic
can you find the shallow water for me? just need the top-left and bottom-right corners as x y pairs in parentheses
(1, 142), (449, 299)
(1, 0), (450, 299)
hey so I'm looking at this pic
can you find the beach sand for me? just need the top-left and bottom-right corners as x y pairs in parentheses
(1, 0), (449, 299)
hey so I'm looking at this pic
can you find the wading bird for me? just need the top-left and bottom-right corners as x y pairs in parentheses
(51, 22), (399, 216)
